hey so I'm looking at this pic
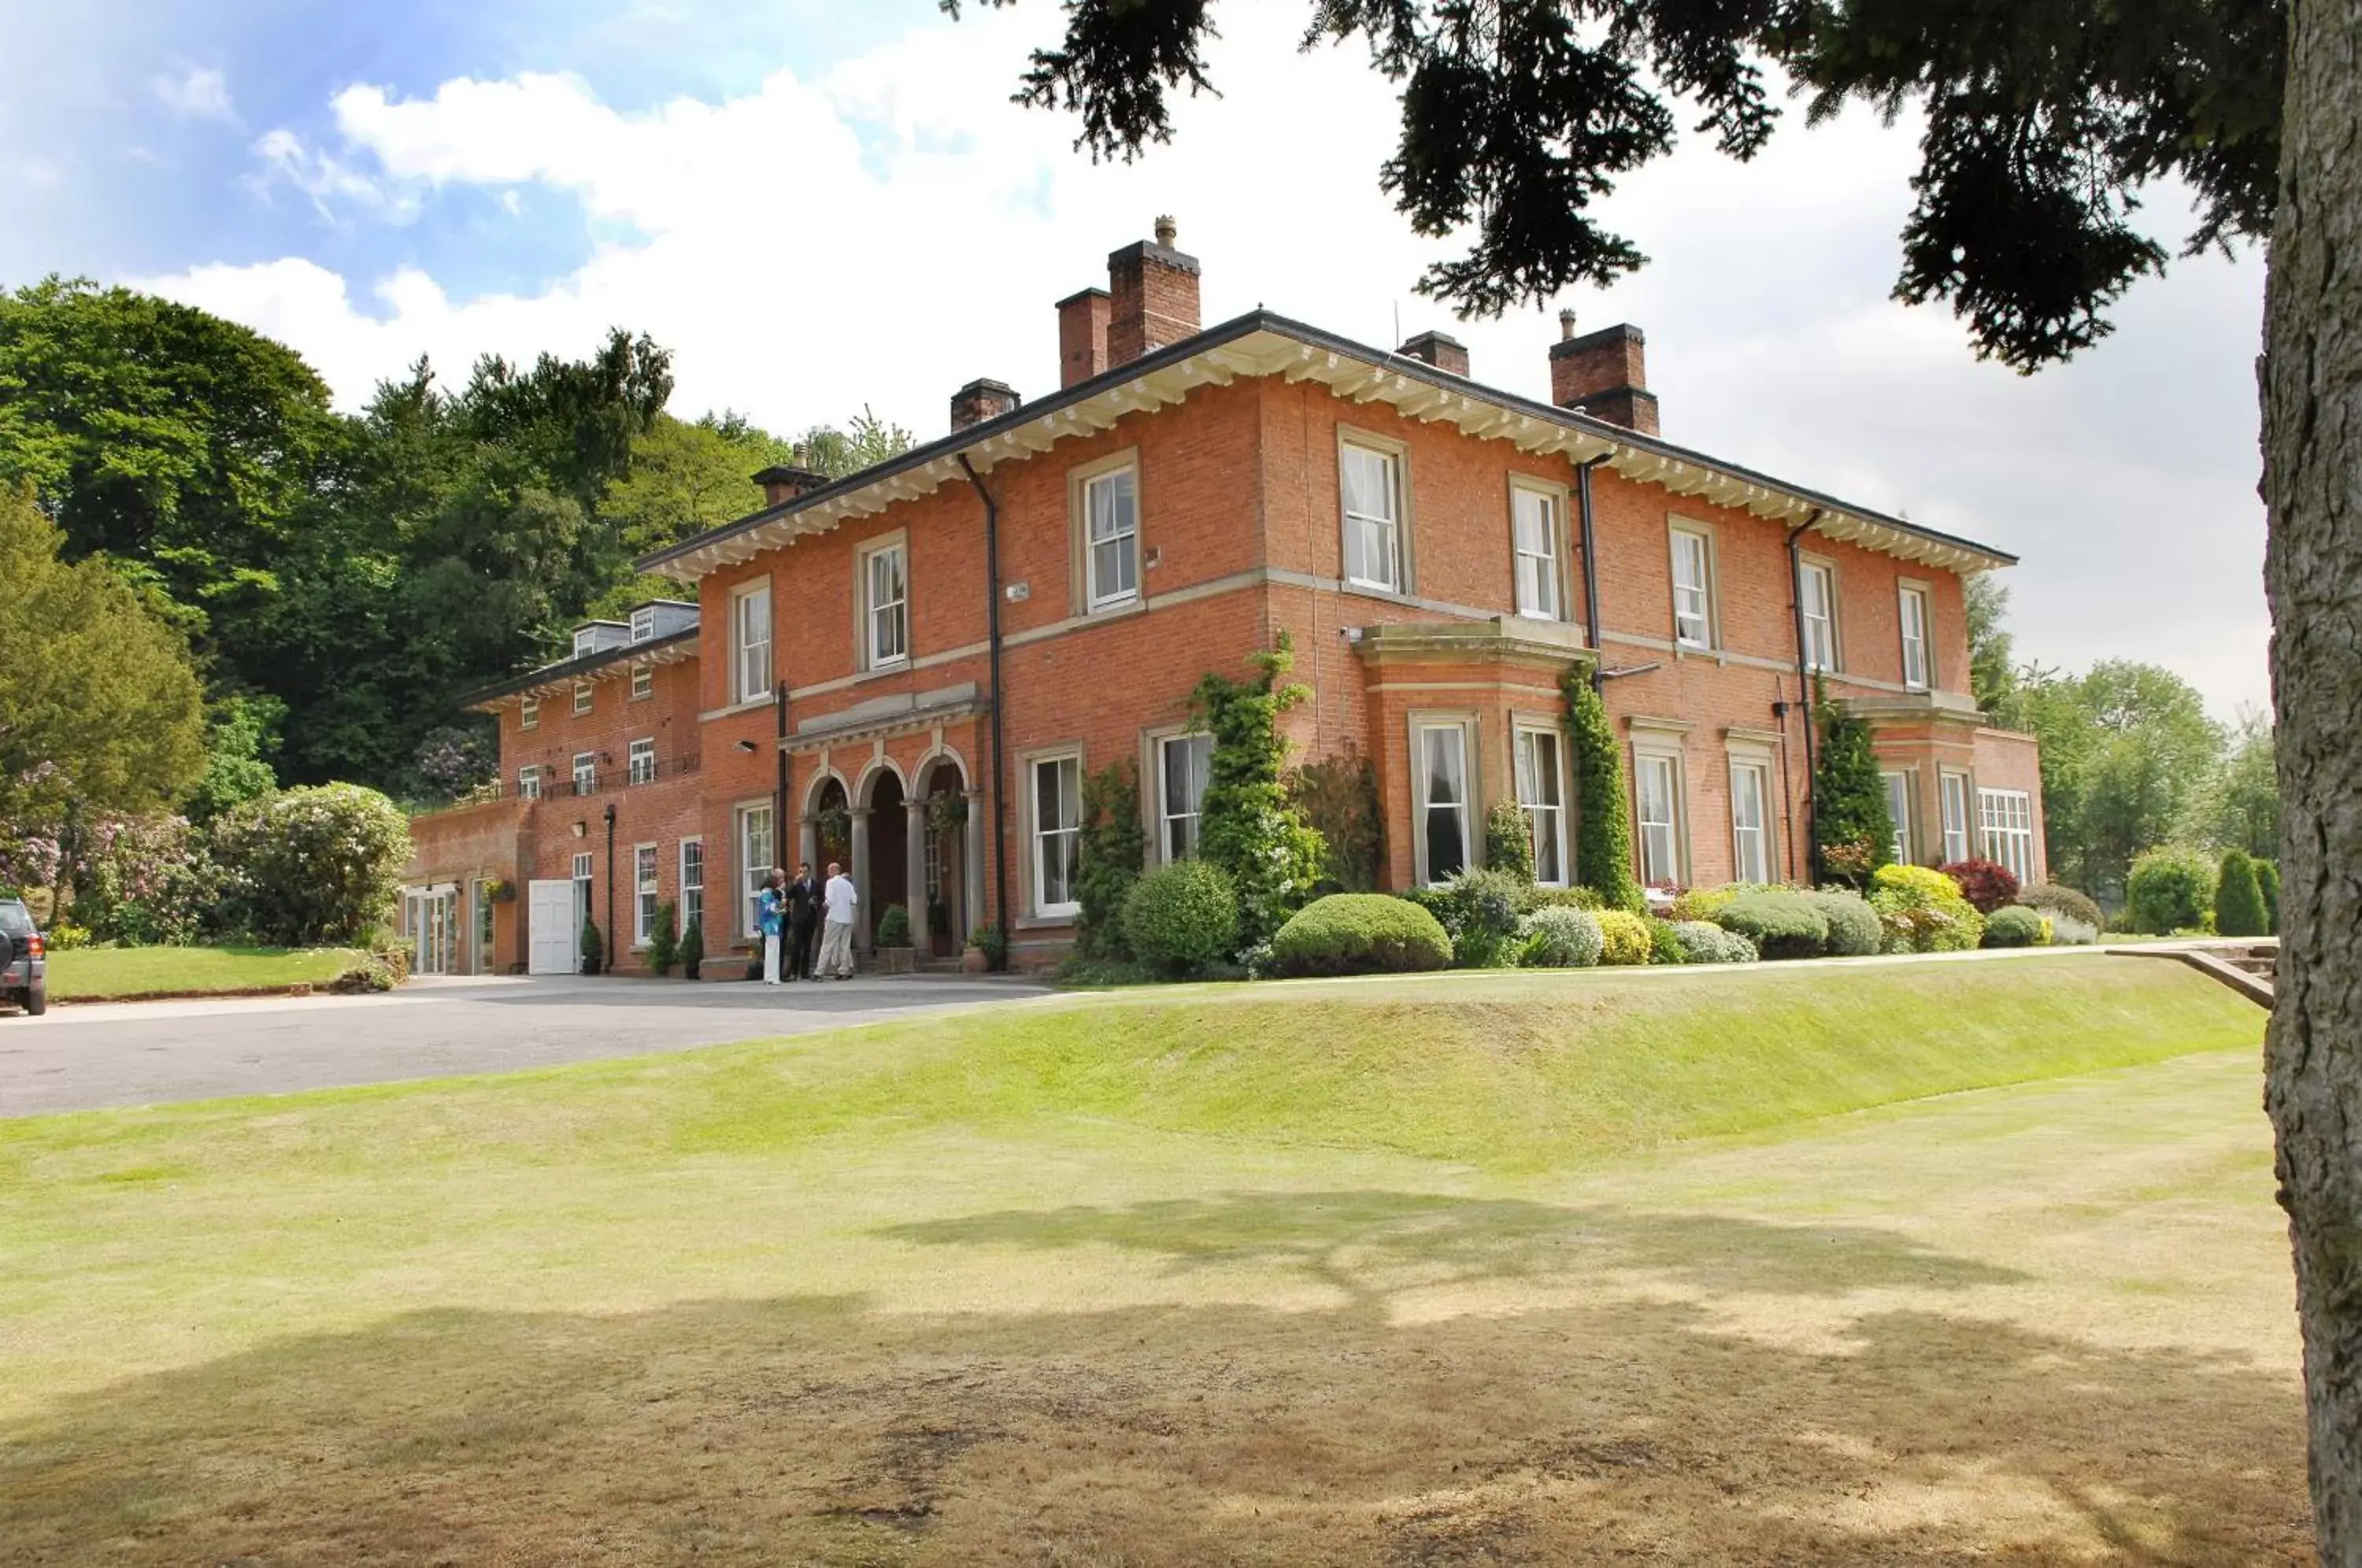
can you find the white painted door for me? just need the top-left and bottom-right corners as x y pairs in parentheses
(528, 880), (576, 975)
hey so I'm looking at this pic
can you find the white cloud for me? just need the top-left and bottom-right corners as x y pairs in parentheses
(152, 65), (237, 124)
(137, 7), (2273, 715)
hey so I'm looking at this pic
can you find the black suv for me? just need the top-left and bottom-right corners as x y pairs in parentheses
(0, 897), (47, 1016)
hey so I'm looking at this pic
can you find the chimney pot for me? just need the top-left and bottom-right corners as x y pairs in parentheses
(1559, 307), (1578, 342)
(1398, 330), (1470, 378)
(950, 377), (1021, 432)
(1107, 220), (1202, 368)
(1548, 320), (1659, 435)
(751, 465), (829, 505)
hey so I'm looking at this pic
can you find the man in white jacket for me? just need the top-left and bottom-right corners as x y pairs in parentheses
(817, 861), (859, 979)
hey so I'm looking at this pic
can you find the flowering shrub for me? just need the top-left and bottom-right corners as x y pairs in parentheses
(1938, 858), (2020, 915)
(213, 784), (413, 947)
(412, 724), (498, 799)
(74, 813), (225, 946)
(1868, 863), (1986, 952)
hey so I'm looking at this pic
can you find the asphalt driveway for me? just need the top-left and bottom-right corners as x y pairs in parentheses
(0, 972), (1053, 1119)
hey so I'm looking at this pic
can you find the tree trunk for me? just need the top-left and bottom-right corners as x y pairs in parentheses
(2264, 0), (2362, 1557)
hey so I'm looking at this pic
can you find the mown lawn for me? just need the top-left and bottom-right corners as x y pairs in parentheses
(0, 954), (2306, 1565)
(41, 945), (361, 1002)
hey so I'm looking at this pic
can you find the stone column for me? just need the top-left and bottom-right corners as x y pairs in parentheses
(850, 807), (872, 952)
(905, 793), (928, 950)
(798, 815), (818, 875)
(964, 790), (987, 942)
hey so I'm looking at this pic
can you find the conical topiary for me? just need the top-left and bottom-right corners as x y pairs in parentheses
(2214, 848), (2269, 937)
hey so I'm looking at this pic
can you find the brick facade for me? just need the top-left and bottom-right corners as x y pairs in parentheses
(405, 227), (2044, 974)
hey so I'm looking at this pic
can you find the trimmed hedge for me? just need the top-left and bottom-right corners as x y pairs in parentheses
(1983, 904), (2050, 948)
(1595, 908), (1652, 966)
(1671, 920), (1757, 964)
(1122, 860), (1240, 977)
(1868, 864), (1985, 952)
(2126, 846), (2216, 935)
(1712, 891), (1830, 960)
(1803, 889), (1883, 957)
(1515, 905), (1603, 968)
(1269, 893), (1451, 977)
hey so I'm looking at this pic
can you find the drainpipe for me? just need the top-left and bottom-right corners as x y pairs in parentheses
(1785, 510), (1826, 882)
(957, 453), (1011, 942)
(1575, 457), (1608, 692)
(774, 678), (790, 878)
(602, 799), (617, 971)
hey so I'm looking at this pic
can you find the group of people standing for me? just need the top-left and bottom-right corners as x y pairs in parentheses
(756, 862), (858, 983)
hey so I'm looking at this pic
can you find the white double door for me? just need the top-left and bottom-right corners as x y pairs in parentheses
(527, 880), (578, 975)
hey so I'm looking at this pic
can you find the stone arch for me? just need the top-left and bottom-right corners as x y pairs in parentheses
(853, 756), (909, 810)
(800, 765), (852, 821)
(909, 741), (971, 798)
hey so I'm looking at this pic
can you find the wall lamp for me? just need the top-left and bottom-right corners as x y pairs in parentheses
(572, 821), (588, 838)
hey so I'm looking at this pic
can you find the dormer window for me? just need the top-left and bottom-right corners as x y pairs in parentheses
(630, 607), (656, 645)
(573, 627), (598, 658)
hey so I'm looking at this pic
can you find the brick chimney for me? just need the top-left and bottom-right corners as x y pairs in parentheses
(751, 465), (828, 506)
(1398, 330), (1470, 378)
(1107, 216), (1201, 368)
(950, 378), (1020, 432)
(1057, 287), (1113, 388)
(1549, 309), (1660, 435)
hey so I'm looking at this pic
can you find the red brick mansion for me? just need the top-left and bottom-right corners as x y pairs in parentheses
(402, 222), (2045, 976)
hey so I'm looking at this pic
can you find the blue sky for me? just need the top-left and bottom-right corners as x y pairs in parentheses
(0, 0), (2275, 716)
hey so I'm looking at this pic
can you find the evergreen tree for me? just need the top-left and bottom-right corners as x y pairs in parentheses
(1561, 668), (1641, 913)
(1483, 800), (1535, 883)
(1812, 684), (1894, 889)
(2216, 849), (2271, 938)
(2259, 860), (2282, 936)
(1190, 634), (1326, 949)
(1074, 759), (1146, 959)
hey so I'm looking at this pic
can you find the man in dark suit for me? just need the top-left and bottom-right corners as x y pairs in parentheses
(787, 862), (821, 981)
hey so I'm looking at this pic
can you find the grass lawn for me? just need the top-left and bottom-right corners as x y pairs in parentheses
(0, 954), (2307, 1564)
(41, 945), (362, 1002)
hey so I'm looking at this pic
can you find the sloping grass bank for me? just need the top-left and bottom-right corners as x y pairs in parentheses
(40, 945), (365, 1003)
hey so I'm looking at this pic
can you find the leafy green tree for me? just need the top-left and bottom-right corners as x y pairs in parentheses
(1074, 758), (1146, 959)
(791, 407), (917, 480)
(1812, 687), (1893, 889)
(185, 693), (284, 825)
(2014, 661), (2225, 901)
(1561, 669), (1640, 913)
(0, 484), (206, 836)
(2216, 849), (2270, 938)
(1965, 575), (2020, 723)
(0, 278), (339, 645)
(2201, 711), (2279, 860)
(1189, 634), (1326, 949)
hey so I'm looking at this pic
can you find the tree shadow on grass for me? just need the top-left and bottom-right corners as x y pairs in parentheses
(874, 1190), (2029, 1308)
(0, 1207), (2308, 1567)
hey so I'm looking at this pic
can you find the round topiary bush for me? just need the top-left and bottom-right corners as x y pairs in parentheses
(2124, 845), (2217, 935)
(1594, 908), (1652, 966)
(1515, 905), (1604, 967)
(1982, 904), (2050, 948)
(1803, 889), (1883, 957)
(1268, 893), (1451, 977)
(1121, 860), (1240, 977)
(1712, 891), (1830, 960)
(1938, 857), (2020, 915)
(1671, 919), (1757, 963)
(1868, 864), (1986, 952)
(2017, 881), (2102, 934)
